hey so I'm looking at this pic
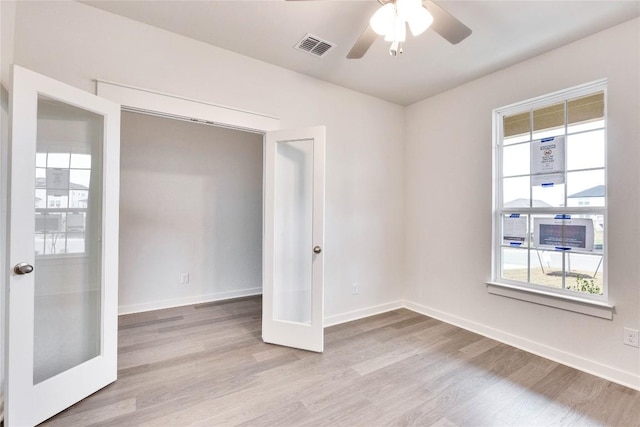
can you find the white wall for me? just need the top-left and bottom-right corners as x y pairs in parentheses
(404, 18), (640, 388)
(10, 1), (406, 321)
(119, 112), (263, 313)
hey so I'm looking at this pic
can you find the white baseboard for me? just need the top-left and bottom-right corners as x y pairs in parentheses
(403, 300), (640, 392)
(117, 294), (639, 391)
(120, 293), (402, 328)
(118, 287), (262, 315)
(324, 300), (404, 327)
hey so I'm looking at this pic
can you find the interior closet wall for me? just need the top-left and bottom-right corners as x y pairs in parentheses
(119, 112), (263, 313)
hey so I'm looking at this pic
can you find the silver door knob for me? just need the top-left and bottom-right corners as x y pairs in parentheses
(14, 262), (34, 275)
(313, 246), (322, 254)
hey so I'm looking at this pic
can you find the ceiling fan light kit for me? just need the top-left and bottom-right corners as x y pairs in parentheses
(408, 6), (434, 36)
(370, 0), (434, 56)
(345, 0), (472, 59)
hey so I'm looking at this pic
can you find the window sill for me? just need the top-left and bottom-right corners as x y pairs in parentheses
(486, 281), (614, 320)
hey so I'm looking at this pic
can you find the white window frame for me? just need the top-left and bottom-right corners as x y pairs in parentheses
(489, 79), (614, 319)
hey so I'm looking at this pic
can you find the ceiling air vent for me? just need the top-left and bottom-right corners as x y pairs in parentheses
(295, 33), (336, 57)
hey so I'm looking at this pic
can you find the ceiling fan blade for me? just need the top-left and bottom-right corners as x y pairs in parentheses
(423, 0), (472, 45)
(347, 25), (378, 59)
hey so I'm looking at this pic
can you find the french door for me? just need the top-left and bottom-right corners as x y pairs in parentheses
(263, 126), (326, 352)
(6, 66), (120, 426)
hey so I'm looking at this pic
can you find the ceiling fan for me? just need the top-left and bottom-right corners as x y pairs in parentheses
(290, 0), (471, 58)
(346, 0), (472, 58)
(287, 0), (471, 59)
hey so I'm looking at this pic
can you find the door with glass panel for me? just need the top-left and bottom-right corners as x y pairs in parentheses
(263, 126), (325, 352)
(6, 66), (120, 426)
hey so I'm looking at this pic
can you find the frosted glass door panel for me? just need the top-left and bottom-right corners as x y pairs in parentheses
(263, 126), (324, 352)
(33, 95), (103, 384)
(273, 139), (314, 324)
(8, 65), (119, 427)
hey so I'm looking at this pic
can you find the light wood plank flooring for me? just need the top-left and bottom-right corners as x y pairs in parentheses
(42, 296), (640, 426)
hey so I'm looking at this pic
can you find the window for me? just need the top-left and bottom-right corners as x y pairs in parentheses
(35, 150), (93, 256)
(493, 80), (607, 301)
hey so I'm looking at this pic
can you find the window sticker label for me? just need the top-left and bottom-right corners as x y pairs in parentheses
(503, 215), (527, 246)
(533, 217), (594, 251)
(46, 167), (70, 196)
(531, 136), (565, 185)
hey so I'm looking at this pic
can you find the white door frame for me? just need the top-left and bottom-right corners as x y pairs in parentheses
(95, 80), (280, 134)
(96, 81), (327, 349)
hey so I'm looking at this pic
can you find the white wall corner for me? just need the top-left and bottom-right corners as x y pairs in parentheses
(324, 300), (404, 327)
(1, 0), (17, 86)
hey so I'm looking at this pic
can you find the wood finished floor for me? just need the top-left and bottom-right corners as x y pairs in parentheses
(42, 296), (640, 427)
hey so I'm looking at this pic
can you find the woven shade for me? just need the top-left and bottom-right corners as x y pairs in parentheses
(504, 92), (604, 138)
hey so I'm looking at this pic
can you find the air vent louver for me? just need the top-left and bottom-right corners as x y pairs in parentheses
(295, 33), (336, 57)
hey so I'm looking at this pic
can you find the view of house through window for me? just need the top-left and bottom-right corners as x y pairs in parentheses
(494, 82), (606, 299)
(35, 151), (93, 255)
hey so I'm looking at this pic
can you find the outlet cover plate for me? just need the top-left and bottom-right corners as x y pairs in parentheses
(623, 328), (639, 347)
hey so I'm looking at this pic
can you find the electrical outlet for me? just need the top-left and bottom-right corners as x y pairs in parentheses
(180, 273), (190, 284)
(623, 328), (639, 347)
(352, 283), (359, 295)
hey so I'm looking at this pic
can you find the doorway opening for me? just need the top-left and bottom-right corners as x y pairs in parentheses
(96, 79), (325, 352)
(118, 111), (264, 314)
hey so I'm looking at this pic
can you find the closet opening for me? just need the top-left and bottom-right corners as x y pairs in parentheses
(118, 111), (264, 315)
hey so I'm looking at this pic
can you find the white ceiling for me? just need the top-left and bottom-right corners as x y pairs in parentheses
(81, 0), (640, 106)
